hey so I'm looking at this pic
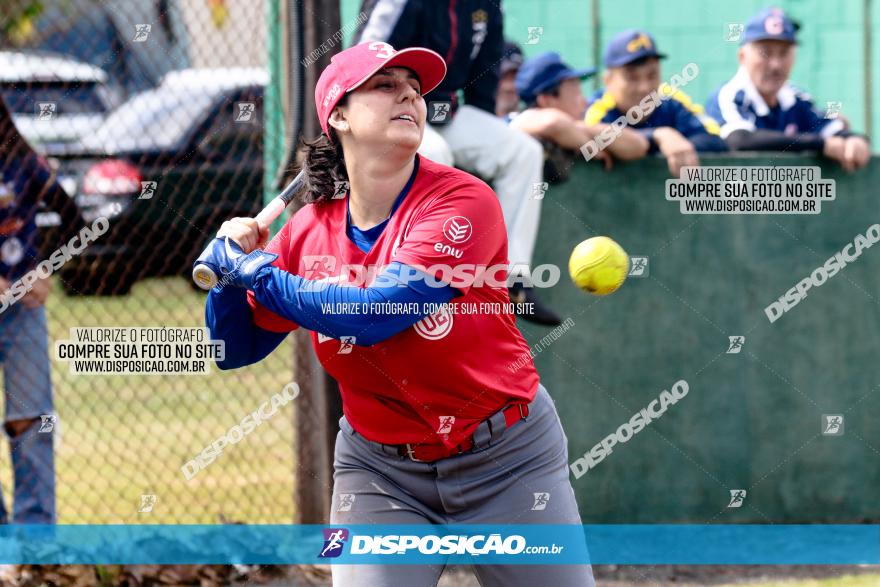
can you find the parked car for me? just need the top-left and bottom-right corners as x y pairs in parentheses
(49, 68), (268, 295)
(0, 50), (122, 149)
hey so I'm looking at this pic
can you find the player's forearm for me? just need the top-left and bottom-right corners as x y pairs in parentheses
(250, 262), (456, 346)
(511, 110), (595, 151)
(205, 286), (287, 369)
(547, 121), (594, 151)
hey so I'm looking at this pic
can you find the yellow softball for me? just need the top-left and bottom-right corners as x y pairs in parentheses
(568, 236), (629, 295)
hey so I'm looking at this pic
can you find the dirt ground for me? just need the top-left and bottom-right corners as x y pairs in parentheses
(265, 564), (880, 586)
(3, 564), (879, 586)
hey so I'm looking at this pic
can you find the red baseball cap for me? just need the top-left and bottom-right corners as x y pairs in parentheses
(315, 41), (447, 136)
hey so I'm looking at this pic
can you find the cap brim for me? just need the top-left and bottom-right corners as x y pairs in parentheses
(569, 66), (598, 80)
(501, 62), (520, 75)
(530, 66), (598, 97)
(740, 35), (797, 45)
(349, 47), (447, 96)
(605, 51), (666, 68)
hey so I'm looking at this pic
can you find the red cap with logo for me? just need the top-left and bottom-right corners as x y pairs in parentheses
(315, 41), (447, 136)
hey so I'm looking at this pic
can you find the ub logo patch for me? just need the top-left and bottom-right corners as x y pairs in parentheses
(414, 306), (454, 340)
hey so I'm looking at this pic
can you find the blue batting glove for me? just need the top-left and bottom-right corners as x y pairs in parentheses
(194, 236), (248, 275)
(194, 237), (277, 290)
(226, 248), (278, 289)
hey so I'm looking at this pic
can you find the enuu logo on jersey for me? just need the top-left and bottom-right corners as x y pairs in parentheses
(413, 306), (454, 340)
(442, 216), (472, 243)
(318, 528), (349, 558)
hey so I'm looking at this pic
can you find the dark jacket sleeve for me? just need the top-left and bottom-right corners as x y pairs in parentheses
(462, 1), (503, 114)
(726, 129), (825, 152)
(689, 133), (729, 152)
(22, 155), (86, 263)
(39, 168), (85, 250)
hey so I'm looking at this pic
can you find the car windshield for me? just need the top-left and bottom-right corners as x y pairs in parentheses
(81, 86), (217, 153)
(1, 82), (111, 114)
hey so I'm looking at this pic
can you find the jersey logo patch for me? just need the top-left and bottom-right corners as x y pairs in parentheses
(442, 216), (472, 243)
(1, 236), (24, 265)
(413, 306), (454, 340)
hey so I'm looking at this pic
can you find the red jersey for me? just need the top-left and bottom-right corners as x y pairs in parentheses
(247, 156), (539, 447)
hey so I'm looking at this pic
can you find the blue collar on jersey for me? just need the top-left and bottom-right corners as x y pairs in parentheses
(346, 154), (420, 253)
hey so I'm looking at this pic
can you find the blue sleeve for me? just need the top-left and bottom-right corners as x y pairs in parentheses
(704, 90), (726, 127)
(671, 102), (728, 152)
(250, 261), (457, 347)
(205, 286), (289, 370)
(794, 97), (844, 136)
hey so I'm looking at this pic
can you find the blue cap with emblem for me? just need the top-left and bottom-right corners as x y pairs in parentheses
(741, 7), (800, 45)
(515, 52), (596, 104)
(603, 29), (666, 68)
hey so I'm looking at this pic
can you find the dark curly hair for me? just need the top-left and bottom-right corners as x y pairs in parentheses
(297, 129), (348, 204)
(296, 94), (349, 204)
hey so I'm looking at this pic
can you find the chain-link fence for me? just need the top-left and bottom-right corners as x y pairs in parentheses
(0, 0), (298, 526)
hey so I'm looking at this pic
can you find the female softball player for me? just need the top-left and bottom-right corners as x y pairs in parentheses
(202, 42), (594, 587)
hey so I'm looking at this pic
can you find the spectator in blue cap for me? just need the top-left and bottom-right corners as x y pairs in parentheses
(509, 51), (648, 173)
(586, 29), (727, 177)
(705, 7), (870, 171)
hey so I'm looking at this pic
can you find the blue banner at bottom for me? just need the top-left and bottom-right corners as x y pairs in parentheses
(0, 525), (877, 565)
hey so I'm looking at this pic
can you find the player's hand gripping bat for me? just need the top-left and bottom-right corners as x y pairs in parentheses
(191, 169), (305, 290)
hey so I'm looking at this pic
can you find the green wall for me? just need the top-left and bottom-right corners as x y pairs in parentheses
(526, 154), (880, 522)
(341, 0), (877, 148)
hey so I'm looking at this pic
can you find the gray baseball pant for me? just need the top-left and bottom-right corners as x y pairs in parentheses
(329, 384), (595, 587)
